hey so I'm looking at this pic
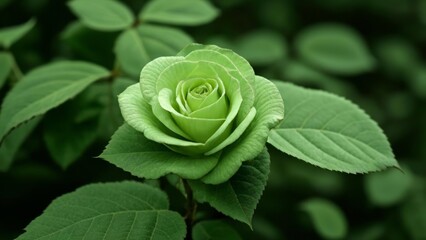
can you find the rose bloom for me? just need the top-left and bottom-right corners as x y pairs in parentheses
(118, 44), (284, 184)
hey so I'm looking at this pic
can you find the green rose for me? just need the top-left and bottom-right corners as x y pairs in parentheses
(118, 44), (284, 184)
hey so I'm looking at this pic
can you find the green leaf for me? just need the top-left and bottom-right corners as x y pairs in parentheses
(0, 19), (35, 48)
(0, 52), (13, 89)
(0, 61), (109, 144)
(100, 124), (220, 179)
(192, 220), (242, 240)
(114, 24), (192, 77)
(364, 167), (413, 207)
(235, 30), (287, 66)
(44, 87), (104, 169)
(68, 0), (134, 31)
(17, 181), (186, 240)
(268, 81), (398, 174)
(0, 117), (41, 171)
(295, 24), (375, 75)
(140, 0), (219, 26)
(301, 198), (348, 240)
(281, 60), (354, 97)
(190, 148), (270, 227)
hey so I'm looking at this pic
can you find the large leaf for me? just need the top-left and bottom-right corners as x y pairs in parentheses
(190, 148), (270, 227)
(0, 52), (13, 89)
(0, 19), (35, 48)
(268, 81), (398, 173)
(364, 167), (413, 207)
(100, 124), (220, 180)
(0, 117), (41, 171)
(0, 61), (109, 144)
(295, 24), (375, 75)
(17, 181), (186, 240)
(140, 0), (219, 26)
(68, 0), (134, 31)
(192, 220), (241, 240)
(301, 198), (348, 239)
(114, 24), (192, 77)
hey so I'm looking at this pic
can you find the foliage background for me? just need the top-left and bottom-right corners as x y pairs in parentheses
(0, 0), (425, 239)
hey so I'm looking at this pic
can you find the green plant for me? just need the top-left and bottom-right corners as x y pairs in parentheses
(1, 0), (423, 239)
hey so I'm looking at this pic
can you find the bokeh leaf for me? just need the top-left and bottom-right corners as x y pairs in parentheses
(114, 24), (192, 77)
(140, 0), (219, 26)
(0, 19), (35, 48)
(401, 180), (426, 240)
(100, 124), (220, 180)
(281, 60), (354, 97)
(0, 52), (13, 89)
(68, 0), (134, 31)
(301, 198), (348, 239)
(61, 21), (117, 67)
(235, 30), (287, 66)
(17, 181), (186, 240)
(192, 220), (241, 240)
(268, 81), (398, 173)
(190, 148), (270, 227)
(0, 61), (110, 144)
(364, 167), (413, 207)
(295, 23), (375, 75)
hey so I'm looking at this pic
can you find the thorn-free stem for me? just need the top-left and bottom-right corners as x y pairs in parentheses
(183, 179), (197, 240)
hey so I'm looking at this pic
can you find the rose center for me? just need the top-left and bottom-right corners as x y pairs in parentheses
(191, 84), (210, 96)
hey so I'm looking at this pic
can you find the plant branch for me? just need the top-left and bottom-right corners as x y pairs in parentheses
(182, 179), (196, 240)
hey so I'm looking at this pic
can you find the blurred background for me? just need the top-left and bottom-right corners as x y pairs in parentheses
(0, 0), (425, 239)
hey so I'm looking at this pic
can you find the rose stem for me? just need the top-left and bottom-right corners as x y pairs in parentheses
(182, 179), (197, 240)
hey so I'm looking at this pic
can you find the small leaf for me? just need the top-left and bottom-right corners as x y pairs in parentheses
(190, 148), (270, 227)
(301, 198), (348, 239)
(100, 124), (220, 180)
(44, 87), (104, 169)
(364, 167), (413, 207)
(268, 81), (398, 174)
(0, 19), (35, 48)
(0, 61), (110, 144)
(114, 24), (192, 77)
(295, 23), (375, 75)
(17, 181), (186, 240)
(140, 0), (219, 26)
(235, 30), (287, 66)
(0, 117), (41, 171)
(68, 0), (134, 31)
(0, 52), (13, 89)
(192, 220), (242, 240)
